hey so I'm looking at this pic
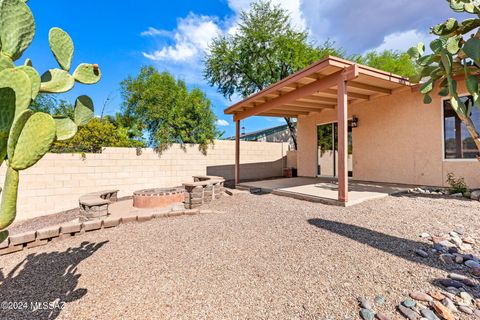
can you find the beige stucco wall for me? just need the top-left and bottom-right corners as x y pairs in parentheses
(297, 80), (480, 188)
(2, 141), (287, 221)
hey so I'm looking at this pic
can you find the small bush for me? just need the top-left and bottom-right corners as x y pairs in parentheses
(446, 172), (468, 195)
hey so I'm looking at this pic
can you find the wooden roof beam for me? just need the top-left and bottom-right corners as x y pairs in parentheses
(348, 81), (392, 94)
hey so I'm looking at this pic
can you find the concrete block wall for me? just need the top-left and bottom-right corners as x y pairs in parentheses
(1, 140), (287, 221)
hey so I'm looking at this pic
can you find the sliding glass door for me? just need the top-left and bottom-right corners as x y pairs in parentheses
(317, 123), (353, 177)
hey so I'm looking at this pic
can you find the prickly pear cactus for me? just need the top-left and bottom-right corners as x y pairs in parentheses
(408, 0), (480, 157)
(0, 0), (102, 241)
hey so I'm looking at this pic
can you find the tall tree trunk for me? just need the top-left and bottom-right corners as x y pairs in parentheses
(284, 117), (297, 150)
(459, 114), (480, 161)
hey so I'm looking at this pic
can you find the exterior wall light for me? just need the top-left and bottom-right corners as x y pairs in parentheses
(350, 116), (359, 128)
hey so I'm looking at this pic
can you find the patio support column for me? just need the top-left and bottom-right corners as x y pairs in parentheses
(235, 119), (240, 186)
(337, 78), (349, 203)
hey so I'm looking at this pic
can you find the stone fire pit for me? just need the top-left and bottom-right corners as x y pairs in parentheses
(133, 187), (185, 209)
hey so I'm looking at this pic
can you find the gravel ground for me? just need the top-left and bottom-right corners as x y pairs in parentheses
(8, 208), (80, 235)
(0, 192), (479, 320)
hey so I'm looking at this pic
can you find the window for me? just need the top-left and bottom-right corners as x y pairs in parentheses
(443, 96), (480, 159)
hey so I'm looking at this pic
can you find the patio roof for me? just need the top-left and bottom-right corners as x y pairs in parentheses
(224, 56), (411, 121)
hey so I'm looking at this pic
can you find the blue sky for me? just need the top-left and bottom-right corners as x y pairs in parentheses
(24, 0), (455, 137)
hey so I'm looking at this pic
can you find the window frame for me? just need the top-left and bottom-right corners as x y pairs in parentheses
(441, 93), (479, 162)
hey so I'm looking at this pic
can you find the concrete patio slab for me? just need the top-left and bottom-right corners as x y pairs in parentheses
(238, 177), (411, 206)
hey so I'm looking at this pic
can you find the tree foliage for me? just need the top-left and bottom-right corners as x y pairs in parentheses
(52, 118), (145, 153)
(408, 0), (480, 156)
(204, 0), (417, 149)
(356, 50), (419, 78)
(121, 66), (220, 153)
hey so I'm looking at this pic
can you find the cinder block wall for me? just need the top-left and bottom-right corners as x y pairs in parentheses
(1, 140), (288, 221)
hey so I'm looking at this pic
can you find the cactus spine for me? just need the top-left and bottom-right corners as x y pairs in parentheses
(0, 0), (101, 241)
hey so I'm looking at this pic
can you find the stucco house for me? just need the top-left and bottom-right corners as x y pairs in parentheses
(224, 56), (480, 205)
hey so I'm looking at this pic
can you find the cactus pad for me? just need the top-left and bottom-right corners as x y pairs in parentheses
(17, 65), (40, 100)
(49, 27), (74, 71)
(54, 116), (77, 140)
(0, 68), (32, 116)
(0, 167), (18, 230)
(0, 230), (8, 244)
(0, 53), (13, 72)
(40, 68), (75, 93)
(24, 58), (32, 66)
(0, 87), (16, 165)
(0, 0), (35, 61)
(9, 112), (56, 170)
(73, 63), (102, 84)
(74, 95), (94, 126)
(7, 109), (32, 161)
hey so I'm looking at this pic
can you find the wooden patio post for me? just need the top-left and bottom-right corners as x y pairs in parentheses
(235, 120), (240, 186)
(337, 79), (349, 203)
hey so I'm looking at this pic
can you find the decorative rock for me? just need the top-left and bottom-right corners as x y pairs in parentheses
(427, 290), (445, 301)
(451, 193), (463, 197)
(403, 299), (417, 308)
(431, 236), (446, 244)
(439, 279), (463, 288)
(454, 254), (464, 264)
(439, 254), (454, 264)
(465, 260), (480, 269)
(420, 308), (440, 320)
(470, 190), (480, 200)
(451, 237), (463, 248)
(375, 313), (391, 320)
(410, 292), (433, 302)
(445, 287), (460, 295)
(420, 233), (431, 238)
(474, 309), (480, 318)
(358, 297), (373, 310)
(442, 298), (458, 312)
(360, 308), (375, 320)
(458, 305), (474, 315)
(415, 249), (429, 258)
(463, 237), (475, 244)
(459, 291), (473, 306)
(472, 267), (480, 277)
(462, 278), (478, 287)
(439, 240), (456, 248)
(459, 244), (473, 251)
(398, 305), (419, 320)
(432, 301), (454, 320)
(448, 273), (468, 281)
(374, 296), (385, 306)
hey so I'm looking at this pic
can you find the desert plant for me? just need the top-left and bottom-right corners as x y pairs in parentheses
(408, 0), (480, 157)
(0, 0), (101, 243)
(446, 172), (469, 194)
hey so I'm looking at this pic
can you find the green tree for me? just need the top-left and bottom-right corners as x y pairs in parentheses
(204, 0), (344, 149)
(356, 50), (419, 78)
(52, 118), (145, 153)
(121, 66), (220, 152)
(408, 0), (480, 156)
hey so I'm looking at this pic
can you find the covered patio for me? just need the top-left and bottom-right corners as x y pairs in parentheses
(224, 56), (411, 205)
(237, 177), (411, 206)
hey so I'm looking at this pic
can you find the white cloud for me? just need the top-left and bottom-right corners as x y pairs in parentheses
(216, 119), (230, 127)
(368, 29), (435, 53)
(140, 27), (172, 37)
(142, 13), (222, 63)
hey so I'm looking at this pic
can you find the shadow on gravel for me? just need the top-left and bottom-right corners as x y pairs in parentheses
(0, 241), (108, 320)
(308, 219), (480, 298)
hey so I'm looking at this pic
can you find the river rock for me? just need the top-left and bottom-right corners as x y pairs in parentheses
(451, 192), (463, 197)
(466, 260), (480, 268)
(463, 236), (475, 244)
(439, 279), (463, 288)
(459, 291), (473, 306)
(462, 278), (478, 287)
(427, 290), (445, 301)
(374, 296), (385, 306)
(448, 273), (468, 281)
(375, 313), (391, 320)
(458, 305), (474, 314)
(398, 305), (419, 320)
(460, 243), (473, 251)
(442, 298), (458, 312)
(439, 254), (454, 264)
(403, 299), (416, 308)
(410, 292), (433, 302)
(432, 301), (454, 320)
(360, 308), (375, 320)
(420, 308), (440, 320)
(358, 297), (373, 310)
(415, 249), (429, 258)
(470, 190), (480, 200)
(420, 233), (430, 238)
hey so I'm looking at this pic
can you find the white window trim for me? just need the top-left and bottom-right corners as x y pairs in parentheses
(440, 93), (478, 162)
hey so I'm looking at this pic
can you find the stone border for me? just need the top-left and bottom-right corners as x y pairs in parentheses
(183, 176), (225, 209)
(0, 209), (224, 256)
